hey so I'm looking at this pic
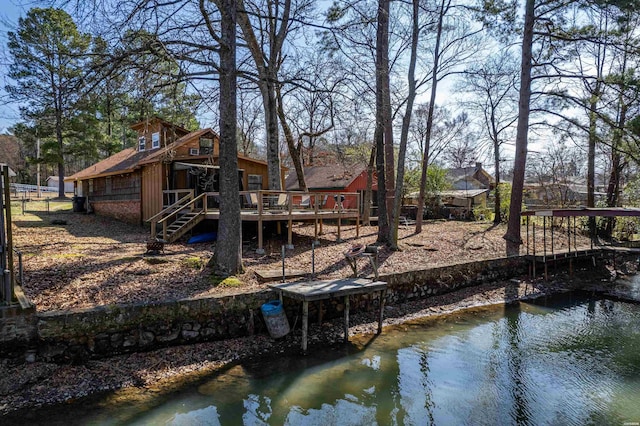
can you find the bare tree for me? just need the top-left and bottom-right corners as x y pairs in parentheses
(236, 0), (313, 189)
(460, 50), (518, 223)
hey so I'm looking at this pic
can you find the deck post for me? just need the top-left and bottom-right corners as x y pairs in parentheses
(337, 217), (342, 242)
(343, 295), (350, 342)
(320, 219), (324, 235)
(302, 301), (308, 353)
(287, 219), (293, 249)
(256, 220), (264, 254)
(314, 219), (319, 244)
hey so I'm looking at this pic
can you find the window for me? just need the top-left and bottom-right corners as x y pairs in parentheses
(200, 137), (213, 155)
(248, 174), (262, 190)
(138, 136), (146, 151)
(151, 132), (160, 149)
(189, 148), (199, 156)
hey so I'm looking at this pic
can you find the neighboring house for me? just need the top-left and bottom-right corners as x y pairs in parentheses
(446, 162), (495, 191)
(524, 178), (607, 208)
(46, 176), (74, 193)
(66, 117), (278, 224)
(284, 164), (377, 211)
(0, 163), (16, 179)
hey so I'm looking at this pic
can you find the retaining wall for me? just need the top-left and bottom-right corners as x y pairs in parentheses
(0, 257), (528, 364)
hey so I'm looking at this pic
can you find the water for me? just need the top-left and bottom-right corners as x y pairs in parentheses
(10, 294), (640, 425)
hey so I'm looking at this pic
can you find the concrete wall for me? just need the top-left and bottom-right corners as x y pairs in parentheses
(0, 257), (529, 364)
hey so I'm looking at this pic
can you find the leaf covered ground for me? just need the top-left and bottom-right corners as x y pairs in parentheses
(12, 201), (590, 312)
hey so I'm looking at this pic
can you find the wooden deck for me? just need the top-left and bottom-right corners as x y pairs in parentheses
(149, 190), (363, 250)
(268, 278), (387, 353)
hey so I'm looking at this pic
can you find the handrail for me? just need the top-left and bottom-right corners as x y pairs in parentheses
(157, 193), (207, 226)
(147, 192), (194, 223)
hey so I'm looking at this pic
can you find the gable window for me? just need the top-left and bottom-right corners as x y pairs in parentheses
(138, 136), (146, 152)
(151, 132), (160, 149)
(199, 137), (213, 155)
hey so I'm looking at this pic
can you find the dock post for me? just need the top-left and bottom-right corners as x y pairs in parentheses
(344, 295), (350, 342)
(302, 301), (309, 353)
(378, 289), (386, 334)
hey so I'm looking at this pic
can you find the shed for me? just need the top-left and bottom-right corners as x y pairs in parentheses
(46, 176), (74, 193)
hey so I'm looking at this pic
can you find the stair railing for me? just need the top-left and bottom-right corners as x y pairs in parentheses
(148, 192), (207, 240)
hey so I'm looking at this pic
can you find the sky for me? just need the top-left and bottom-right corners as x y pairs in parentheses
(0, 0), (29, 133)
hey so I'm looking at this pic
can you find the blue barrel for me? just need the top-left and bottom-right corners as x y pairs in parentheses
(261, 300), (290, 338)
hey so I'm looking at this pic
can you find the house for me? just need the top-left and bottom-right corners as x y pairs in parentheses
(66, 117), (278, 224)
(284, 164), (377, 211)
(446, 162), (495, 191)
(0, 163), (16, 179)
(46, 176), (74, 193)
(524, 178), (607, 208)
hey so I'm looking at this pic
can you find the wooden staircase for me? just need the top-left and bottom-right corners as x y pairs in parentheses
(147, 192), (208, 243)
(163, 211), (205, 242)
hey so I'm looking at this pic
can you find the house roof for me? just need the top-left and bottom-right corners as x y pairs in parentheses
(130, 116), (191, 135)
(65, 148), (157, 181)
(407, 188), (489, 199)
(439, 189), (490, 198)
(138, 128), (215, 165)
(285, 164), (366, 190)
(447, 164), (495, 184)
(67, 127), (271, 181)
(0, 163), (16, 177)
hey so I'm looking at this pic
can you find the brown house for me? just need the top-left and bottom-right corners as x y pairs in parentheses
(66, 117), (275, 224)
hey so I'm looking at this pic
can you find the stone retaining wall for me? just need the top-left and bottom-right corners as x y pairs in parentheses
(0, 257), (529, 363)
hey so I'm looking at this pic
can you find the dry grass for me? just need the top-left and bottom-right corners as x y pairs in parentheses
(11, 200), (591, 312)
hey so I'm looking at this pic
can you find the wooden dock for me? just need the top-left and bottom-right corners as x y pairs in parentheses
(268, 278), (388, 353)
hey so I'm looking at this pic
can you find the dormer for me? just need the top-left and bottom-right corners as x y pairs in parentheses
(131, 117), (191, 152)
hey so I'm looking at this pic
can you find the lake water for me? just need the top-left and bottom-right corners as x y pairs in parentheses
(11, 294), (640, 425)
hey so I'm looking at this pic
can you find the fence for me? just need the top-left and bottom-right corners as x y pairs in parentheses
(10, 183), (59, 196)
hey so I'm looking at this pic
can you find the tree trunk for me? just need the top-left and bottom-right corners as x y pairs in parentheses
(380, 0), (394, 238)
(55, 107), (65, 199)
(262, 79), (282, 190)
(363, 143), (376, 226)
(493, 133), (501, 224)
(504, 0), (535, 257)
(375, 0), (390, 243)
(587, 84), (599, 237)
(276, 84), (307, 191)
(213, 0), (243, 276)
(237, 0), (289, 190)
(415, 0), (447, 233)
(391, 0), (419, 248)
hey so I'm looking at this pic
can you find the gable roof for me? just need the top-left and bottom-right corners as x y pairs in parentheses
(138, 128), (216, 165)
(130, 116), (191, 135)
(285, 164), (367, 190)
(66, 127), (272, 181)
(447, 163), (495, 185)
(66, 148), (157, 181)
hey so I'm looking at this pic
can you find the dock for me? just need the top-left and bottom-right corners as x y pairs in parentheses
(268, 278), (388, 353)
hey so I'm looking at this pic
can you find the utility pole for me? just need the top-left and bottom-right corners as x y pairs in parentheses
(36, 138), (41, 198)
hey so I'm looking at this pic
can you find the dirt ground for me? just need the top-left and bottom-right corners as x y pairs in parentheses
(12, 201), (591, 312)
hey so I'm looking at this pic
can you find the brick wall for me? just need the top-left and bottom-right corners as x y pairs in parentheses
(91, 200), (141, 224)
